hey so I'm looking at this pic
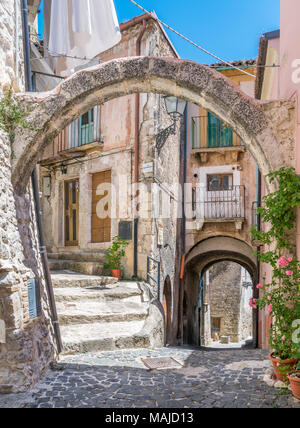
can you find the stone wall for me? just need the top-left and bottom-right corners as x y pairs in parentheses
(208, 261), (253, 343)
(0, 129), (56, 392)
(0, 0), (24, 93)
(0, 2), (56, 393)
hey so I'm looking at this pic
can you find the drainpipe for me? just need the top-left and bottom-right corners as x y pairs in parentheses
(21, 0), (63, 353)
(177, 106), (188, 342)
(255, 166), (262, 349)
(133, 19), (148, 278)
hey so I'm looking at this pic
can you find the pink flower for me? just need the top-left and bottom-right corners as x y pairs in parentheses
(278, 256), (289, 267)
(288, 257), (293, 262)
(286, 270), (293, 276)
(249, 298), (257, 309)
(267, 304), (273, 313)
(281, 336), (286, 341)
(267, 296), (272, 301)
(256, 283), (262, 289)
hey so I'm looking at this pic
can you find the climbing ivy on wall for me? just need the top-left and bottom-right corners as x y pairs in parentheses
(0, 86), (32, 144)
(251, 167), (300, 361)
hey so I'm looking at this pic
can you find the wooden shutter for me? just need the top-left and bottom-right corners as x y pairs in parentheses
(92, 171), (111, 243)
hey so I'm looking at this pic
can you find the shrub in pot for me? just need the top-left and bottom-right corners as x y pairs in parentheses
(104, 236), (129, 280)
(251, 168), (300, 382)
(288, 361), (300, 400)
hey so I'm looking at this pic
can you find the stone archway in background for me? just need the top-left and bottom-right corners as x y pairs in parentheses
(11, 56), (296, 194)
(183, 236), (258, 347)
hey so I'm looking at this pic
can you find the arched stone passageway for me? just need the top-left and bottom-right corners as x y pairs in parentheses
(1, 55), (296, 392)
(201, 261), (254, 348)
(182, 236), (258, 347)
(11, 56), (295, 194)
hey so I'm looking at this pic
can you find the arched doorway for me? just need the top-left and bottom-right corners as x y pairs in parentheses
(183, 236), (258, 347)
(163, 276), (172, 346)
(200, 261), (254, 348)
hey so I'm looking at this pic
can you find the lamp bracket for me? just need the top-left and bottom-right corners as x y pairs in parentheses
(156, 120), (176, 152)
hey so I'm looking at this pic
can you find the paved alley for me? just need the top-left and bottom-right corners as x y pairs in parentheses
(1, 347), (299, 409)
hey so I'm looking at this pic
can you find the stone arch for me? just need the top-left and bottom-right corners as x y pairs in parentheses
(11, 56), (294, 194)
(185, 236), (257, 279)
(183, 236), (258, 347)
(162, 275), (172, 345)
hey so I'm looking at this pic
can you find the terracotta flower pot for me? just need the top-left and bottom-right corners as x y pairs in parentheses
(269, 353), (299, 382)
(111, 269), (122, 281)
(288, 371), (300, 400)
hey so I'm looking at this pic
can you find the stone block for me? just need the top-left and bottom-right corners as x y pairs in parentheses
(0, 320), (5, 343)
(220, 336), (230, 344)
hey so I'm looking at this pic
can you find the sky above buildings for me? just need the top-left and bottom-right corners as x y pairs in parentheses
(38, 0), (280, 64)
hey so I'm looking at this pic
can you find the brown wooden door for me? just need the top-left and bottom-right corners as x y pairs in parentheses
(65, 179), (79, 246)
(92, 171), (111, 243)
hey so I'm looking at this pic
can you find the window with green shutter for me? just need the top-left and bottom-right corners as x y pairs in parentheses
(207, 112), (233, 148)
(79, 109), (94, 146)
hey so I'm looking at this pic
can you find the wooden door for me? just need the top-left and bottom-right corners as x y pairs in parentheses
(65, 179), (79, 246)
(92, 171), (111, 243)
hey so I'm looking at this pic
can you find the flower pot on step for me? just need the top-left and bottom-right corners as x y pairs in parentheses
(269, 353), (298, 382)
(111, 269), (122, 281)
(288, 371), (300, 400)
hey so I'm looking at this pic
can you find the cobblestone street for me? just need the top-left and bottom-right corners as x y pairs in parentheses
(1, 347), (299, 408)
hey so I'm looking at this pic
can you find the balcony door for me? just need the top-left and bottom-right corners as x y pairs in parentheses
(205, 174), (242, 219)
(65, 179), (79, 246)
(207, 112), (233, 148)
(79, 109), (94, 146)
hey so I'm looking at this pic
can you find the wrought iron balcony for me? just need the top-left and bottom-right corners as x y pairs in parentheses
(191, 115), (241, 149)
(194, 185), (245, 221)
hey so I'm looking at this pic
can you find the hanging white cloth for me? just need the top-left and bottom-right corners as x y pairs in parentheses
(48, 0), (70, 56)
(48, 0), (122, 74)
(72, 0), (92, 34)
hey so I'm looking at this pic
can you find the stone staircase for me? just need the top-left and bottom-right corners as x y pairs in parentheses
(52, 271), (164, 355)
(48, 252), (106, 276)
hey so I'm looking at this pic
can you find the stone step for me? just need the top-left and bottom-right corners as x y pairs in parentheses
(60, 320), (150, 354)
(48, 252), (106, 262)
(54, 286), (143, 304)
(57, 300), (149, 325)
(51, 271), (118, 288)
(49, 260), (104, 276)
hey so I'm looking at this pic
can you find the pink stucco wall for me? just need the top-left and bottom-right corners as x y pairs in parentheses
(280, 0), (300, 258)
(258, 1), (300, 349)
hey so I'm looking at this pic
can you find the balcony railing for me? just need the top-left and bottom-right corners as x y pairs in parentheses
(194, 185), (245, 220)
(54, 106), (101, 154)
(192, 114), (241, 149)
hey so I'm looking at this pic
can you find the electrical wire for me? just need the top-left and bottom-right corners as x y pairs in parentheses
(128, 0), (257, 77)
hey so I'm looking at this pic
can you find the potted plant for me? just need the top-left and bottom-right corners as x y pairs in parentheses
(288, 361), (300, 399)
(104, 236), (129, 280)
(251, 168), (300, 382)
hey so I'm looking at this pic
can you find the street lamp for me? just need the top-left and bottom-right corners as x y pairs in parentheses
(156, 96), (187, 152)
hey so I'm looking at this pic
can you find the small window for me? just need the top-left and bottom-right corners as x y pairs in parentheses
(81, 109), (94, 126)
(207, 174), (233, 191)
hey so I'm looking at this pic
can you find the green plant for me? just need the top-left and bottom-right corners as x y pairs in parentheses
(251, 167), (300, 361)
(0, 85), (33, 144)
(103, 236), (129, 271)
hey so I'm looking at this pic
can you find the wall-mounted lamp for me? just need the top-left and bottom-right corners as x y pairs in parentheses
(156, 96), (187, 152)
